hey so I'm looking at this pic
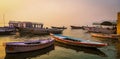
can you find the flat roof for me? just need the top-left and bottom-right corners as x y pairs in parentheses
(9, 21), (43, 25)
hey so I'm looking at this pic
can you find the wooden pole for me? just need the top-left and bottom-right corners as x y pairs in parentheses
(117, 12), (120, 34)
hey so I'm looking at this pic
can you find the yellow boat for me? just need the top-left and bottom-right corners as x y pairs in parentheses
(91, 33), (120, 39)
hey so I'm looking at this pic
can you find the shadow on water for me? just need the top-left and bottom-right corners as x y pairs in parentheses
(5, 45), (55, 59)
(0, 35), (13, 37)
(55, 42), (107, 57)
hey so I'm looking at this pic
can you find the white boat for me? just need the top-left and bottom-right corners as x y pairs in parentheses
(5, 39), (54, 53)
(0, 27), (14, 35)
(84, 27), (116, 34)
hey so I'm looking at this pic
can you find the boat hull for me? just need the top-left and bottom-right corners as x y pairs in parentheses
(0, 31), (13, 35)
(71, 26), (83, 29)
(85, 27), (116, 34)
(18, 28), (63, 35)
(51, 26), (67, 29)
(51, 34), (107, 48)
(5, 45), (54, 59)
(6, 39), (54, 53)
(91, 33), (120, 39)
(0, 27), (15, 35)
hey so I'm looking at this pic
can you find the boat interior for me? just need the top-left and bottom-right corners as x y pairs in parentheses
(25, 41), (41, 44)
(64, 37), (81, 42)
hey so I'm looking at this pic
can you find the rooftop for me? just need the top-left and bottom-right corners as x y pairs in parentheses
(9, 21), (43, 25)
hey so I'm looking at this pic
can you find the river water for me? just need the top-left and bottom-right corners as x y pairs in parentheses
(0, 29), (120, 59)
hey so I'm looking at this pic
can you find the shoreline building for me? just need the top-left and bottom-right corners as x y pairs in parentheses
(117, 12), (120, 34)
(9, 21), (43, 28)
(8, 21), (63, 35)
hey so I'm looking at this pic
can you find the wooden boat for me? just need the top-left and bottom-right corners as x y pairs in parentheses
(0, 30), (13, 35)
(5, 45), (54, 59)
(84, 27), (116, 34)
(5, 39), (54, 53)
(91, 33), (120, 39)
(51, 26), (67, 29)
(17, 28), (63, 35)
(50, 33), (107, 48)
(0, 27), (14, 35)
(71, 26), (83, 29)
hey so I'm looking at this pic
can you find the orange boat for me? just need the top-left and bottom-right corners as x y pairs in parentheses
(91, 33), (120, 39)
(50, 33), (107, 48)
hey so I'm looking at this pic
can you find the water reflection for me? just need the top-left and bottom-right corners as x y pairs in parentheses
(115, 40), (120, 59)
(0, 45), (6, 59)
(5, 45), (54, 59)
(0, 29), (117, 59)
(55, 42), (107, 57)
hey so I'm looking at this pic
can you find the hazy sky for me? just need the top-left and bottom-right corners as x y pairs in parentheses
(0, 0), (120, 27)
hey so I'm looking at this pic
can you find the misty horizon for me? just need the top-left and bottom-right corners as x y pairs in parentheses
(0, 0), (120, 27)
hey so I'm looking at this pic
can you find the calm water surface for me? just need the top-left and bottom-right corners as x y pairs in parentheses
(0, 29), (120, 59)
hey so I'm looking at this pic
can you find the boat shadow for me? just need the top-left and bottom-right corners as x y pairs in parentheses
(5, 45), (55, 59)
(55, 42), (107, 57)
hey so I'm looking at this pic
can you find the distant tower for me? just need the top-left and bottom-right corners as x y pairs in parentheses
(117, 12), (120, 34)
